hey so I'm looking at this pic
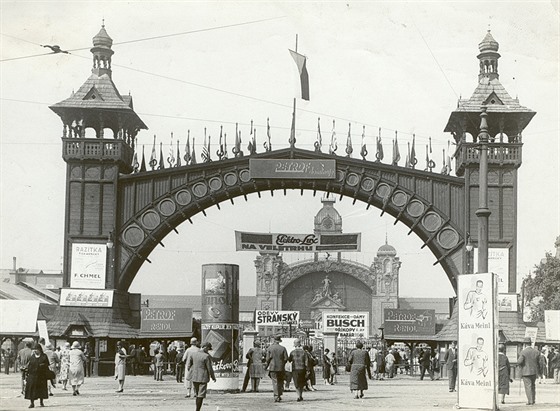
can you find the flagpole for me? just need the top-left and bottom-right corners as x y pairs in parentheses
(290, 97), (297, 153)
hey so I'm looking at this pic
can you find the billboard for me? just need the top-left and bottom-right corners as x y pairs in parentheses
(383, 309), (436, 336)
(457, 272), (498, 410)
(235, 231), (361, 253)
(474, 248), (509, 293)
(60, 288), (114, 307)
(323, 312), (369, 338)
(141, 307), (193, 335)
(70, 243), (107, 289)
(255, 310), (300, 326)
(249, 159), (336, 179)
(498, 293), (518, 312)
(544, 310), (560, 341)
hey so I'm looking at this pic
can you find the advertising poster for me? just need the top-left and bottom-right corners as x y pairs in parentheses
(59, 288), (114, 307)
(141, 307), (192, 335)
(497, 294), (518, 312)
(70, 243), (107, 289)
(383, 309), (436, 336)
(322, 312), (369, 338)
(255, 310), (300, 326)
(474, 248), (509, 293)
(457, 273), (497, 410)
(235, 231), (361, 253)
(544, 310), (560, 341)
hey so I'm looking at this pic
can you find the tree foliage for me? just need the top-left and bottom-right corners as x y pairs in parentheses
(523, 251), (560, 322)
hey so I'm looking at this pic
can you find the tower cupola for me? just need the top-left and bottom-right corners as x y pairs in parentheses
(91, 23), (114, 77)
(477, 30), (501, 82)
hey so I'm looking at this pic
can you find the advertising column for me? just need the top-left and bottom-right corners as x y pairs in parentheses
(201, 264), (240, 391)
(457, 273), (498, 410)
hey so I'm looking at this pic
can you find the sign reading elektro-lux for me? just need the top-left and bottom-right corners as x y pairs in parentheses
(249, 159), (336, 179)
(235, 231), (361, 253)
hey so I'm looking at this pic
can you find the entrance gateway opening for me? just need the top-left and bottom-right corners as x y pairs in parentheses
(45, 25), (534, 377)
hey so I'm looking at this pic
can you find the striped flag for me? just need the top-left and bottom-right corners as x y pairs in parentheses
(184, 131), (191, 165)
(392, 131), (400, 166)
(329, 120), (337, 155)
(376, 128), (384, 162)
(289, 49), (309, 100)
(202, 128), (211, 163)
(149, 135), (157, 170)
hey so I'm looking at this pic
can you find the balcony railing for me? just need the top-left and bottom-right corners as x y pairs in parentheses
(455, 142), (522, 175)
(62, 137), (134, 172)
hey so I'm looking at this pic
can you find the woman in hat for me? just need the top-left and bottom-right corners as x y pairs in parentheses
(25, 343), (49, 408)
(43, 343), (59, 396)
(58, 342), (71, 390)
(115, 341), (127, 392)
(247, 341), (265, 392)
(68, 341), (86, 395)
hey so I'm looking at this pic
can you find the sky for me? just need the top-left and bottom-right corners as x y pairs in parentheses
(1, 1), (558, 299)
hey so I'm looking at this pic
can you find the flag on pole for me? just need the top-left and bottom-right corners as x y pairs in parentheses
(176, 140), (181, 167)
(392, 131), (400, 166)
(410, 134), (417, 168)
(140, 145), (147, 172)
(191, 138), (197, 165)
(315, 117), (322, 152)
(289, 49), (309, 100)
(376, 128), (384, 162)
(149, 135), (157, 170)
(264, 118), (272, 152)
(329, 120), (337, 155)
(158, 142), (165, 169)
(184, 131), (191, 165)
(167, 133), (175, 167)
(361, 126), (368, 160)
(202, 129), (211, 163)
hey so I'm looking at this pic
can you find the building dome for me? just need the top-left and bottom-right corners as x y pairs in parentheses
(92, 25), (113, 48)
(314, 196), (342, 233)
(377, 242), (396, 257)
(478, 30), (499, 53)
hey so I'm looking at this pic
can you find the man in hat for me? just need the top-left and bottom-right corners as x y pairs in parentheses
(18, 341), (34, 394)
(288, 339), (308, 402)
(187, 341), (216, 411)
(266, 336), (288, 403)
(517, 339), (541, 405)
(182, 337), (201, 398)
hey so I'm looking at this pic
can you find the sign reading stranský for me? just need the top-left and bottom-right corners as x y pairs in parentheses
(235, 231), (361, 253)
(383, 309), (436, 335)
(255, 310), (300, 326)
(249, 159), (336, 179)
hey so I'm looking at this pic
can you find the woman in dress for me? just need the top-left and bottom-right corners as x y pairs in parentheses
(115, 341), (127, 392)
(68, 341), (86, 395)
(43, 343), (59, 396)
(322, 348), (332, 385)
(58, 342), (71, 390)
(348, 341), (372, 399)
(25, 343), (49, 408)
(498, 344), (512, 404)
(248, 341), (264, 392)
(303, 345), (318, 391)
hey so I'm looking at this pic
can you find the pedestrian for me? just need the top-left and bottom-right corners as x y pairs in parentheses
(444, 341), (458, 392)
(497, 344), (512, 404)
(347, 341), (372, 399)
(303, 345), (318, 391)
(517, 339), (541, 405)
(284, 357), (293, 392)
(368, 345), (378, 378)
(186, 341), (216, 411)
(329, 351), (338, 384)
(83, 342), (92, 377)
(183, 337), (201, 397)
(115, 341), (127, 393)
(432, 349), (441, 380)
(247, 341), (265, 392)
(136, 345), (146, 375)
(175, 345), (185, 383)
(393, 348), (402, 374)
(288, 339), (308, 402)
(322, 348), (332, 385)
(68, 341), (86, 396)
(550, 347), (560, 384)
(4, 348), (13, 375)
(385, 350), (395, 378)
(25, 343), (49, 409)
(419, 346), (434, 381)
(265, 335), (288, 403)
(538, 348), (547, 384)
(154, 349), (164, 381)
(168, 345), (177, 376)
(17, 341), (33, 395)
(128, 344), (137, 376)
(58, 342), (71, 390)
(241, 341), (253, 392)
(44, 343), (58, 396)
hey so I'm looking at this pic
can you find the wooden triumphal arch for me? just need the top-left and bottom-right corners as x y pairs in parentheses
(47, 26), (534, 336)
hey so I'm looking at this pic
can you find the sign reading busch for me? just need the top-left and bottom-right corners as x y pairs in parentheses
(383, 309), (436, 335)
(323, 312), (369, 338)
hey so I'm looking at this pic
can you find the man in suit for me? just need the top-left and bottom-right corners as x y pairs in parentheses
(444, 341), (458, 392)
(182, 337), (201, 398)
(419, 347), (434, 381)
(266, 335), (289, 403)
(187, 342), (216, 411)
(517, 339), (541, 405)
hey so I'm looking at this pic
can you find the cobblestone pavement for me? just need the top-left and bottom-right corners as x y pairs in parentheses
(1, 372), (559, 411)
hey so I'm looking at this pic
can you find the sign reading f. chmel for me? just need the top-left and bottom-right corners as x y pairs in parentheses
(383, 309), (436, 335)
(255, 310), (300, 326)
(235, 231), (361, 253)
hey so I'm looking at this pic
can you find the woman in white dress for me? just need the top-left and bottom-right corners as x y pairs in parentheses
(68, 341), (86, 396)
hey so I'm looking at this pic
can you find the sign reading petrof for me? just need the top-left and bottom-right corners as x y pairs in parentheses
(249, 159), (336, 179)
(141, 307), (192, 334)
(383, 309), (436, 335)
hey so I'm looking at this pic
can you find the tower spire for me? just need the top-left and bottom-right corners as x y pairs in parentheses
(477, 30), (500, 82)
(91, 23), (114, 77)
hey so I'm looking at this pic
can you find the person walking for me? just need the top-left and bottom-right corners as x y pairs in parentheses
(17, 341), (33, 395)
(517, 339), (541, 405)
(241, 342), (253, 392)
(322, 348), (332, 385)
(329, 352), (338, 384)
(385, 350), (395, 378)
(538, 348), (547, 384)
(303, 345), (318, 391)
(288, 339), (308, 402)
(444, 341), (458, 392)
(432, 350), (441, 380)
(175, 345), (185, 383)
(497, 344), (512, 404)
(68, 341), (86, 396)
(83, 342), (92, 377)
(136, 345), (146, 375)
(154, 349), (164, 381)
(347, 341), (372, 399)
(265, 335), (288, 403)
(58, 342), (71, 390)
(168, 345), (177, 376)
(550, 348), (560, 384)
(186, 342), (216, 411)
(115, 341), (127, 393)
(25, 343), (49, 409)
(128, 344), (137, 376)
(419, 346), (434, 381)
(44, 343), (59, 396)
(4, 348), (13, 375)
(247, 341), (265, 392)
(183, 337), (201, 397)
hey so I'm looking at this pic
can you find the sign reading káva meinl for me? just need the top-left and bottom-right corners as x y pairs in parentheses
(249, 159), (336, 179)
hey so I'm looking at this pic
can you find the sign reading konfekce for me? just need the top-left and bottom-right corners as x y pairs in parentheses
(255, 310), (300, 326)
(235, 231), (361, 253)
(457, 272), (497, 410)
(323, 312), (369, 338)
(70, 242), (107, 289)
(383, 309), (435, 335)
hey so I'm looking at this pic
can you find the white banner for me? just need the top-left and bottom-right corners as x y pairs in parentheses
(457, 273), (497, 410)
(60, 288), (114, 307)
(524, 326), (538, 346)
(255, 310), (300, 326)
(37, 320), (49, 345)
(474, 248), (509, 293)
(544, 310), (560, 341)
(323, 312), (369, 338)
(70, 243), (107, 289)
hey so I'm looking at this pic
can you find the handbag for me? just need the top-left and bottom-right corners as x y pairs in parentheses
(46, 368), (56, 380)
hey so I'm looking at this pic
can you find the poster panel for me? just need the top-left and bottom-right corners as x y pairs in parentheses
(255, 310), (300, 326)
(457, 273), (497, 410)
(474, 248), (509, 293)
(60, 288), (114, 307)
(201, 264), (239, 323)
(544, 310), (560, 341)
(70, 243), (107, 289)
(524, 327), (538, 346)
(37, 320), (49, 345)
(322, 312), (369, 338)
(383, 309), (436, 335)
(141, 308), (193, 335)
(497, 293), (518, 312)
(235, 231), (361, 253)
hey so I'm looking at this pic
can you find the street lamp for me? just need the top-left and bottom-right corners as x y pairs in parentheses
(465, 232), (473, 274)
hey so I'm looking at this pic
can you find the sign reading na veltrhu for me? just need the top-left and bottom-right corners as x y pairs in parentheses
(70, 243), (107, 289)
(235, 231), (361, 253)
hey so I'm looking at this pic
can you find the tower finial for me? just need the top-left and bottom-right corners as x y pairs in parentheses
(102, 18), (105, 28)
(385, 232), (388, 245)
